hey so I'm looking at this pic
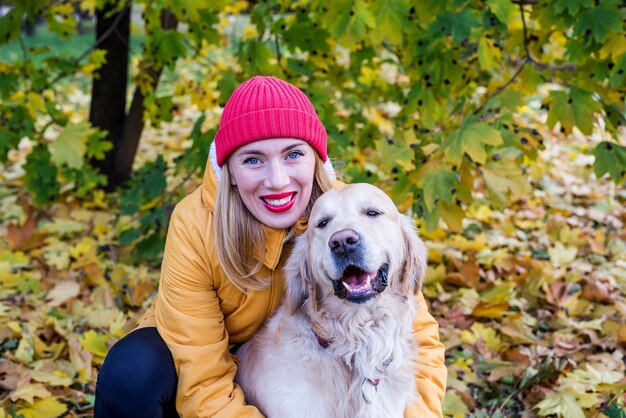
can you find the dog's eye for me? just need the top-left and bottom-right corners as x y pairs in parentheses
(366, 210), (381, 217)
(316, 219), (329, 228)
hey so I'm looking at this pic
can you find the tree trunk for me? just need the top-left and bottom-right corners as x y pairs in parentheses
(114, 10), (178, 185)
(89, 2), (130, 190)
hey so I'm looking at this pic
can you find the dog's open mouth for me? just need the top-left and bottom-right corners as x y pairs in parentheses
(331, 263), (389, 303)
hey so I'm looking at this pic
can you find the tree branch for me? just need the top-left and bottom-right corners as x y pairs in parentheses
(474, 0), (578, 115)
(473, 57), (528, 115)
(48, 0), (130, 87)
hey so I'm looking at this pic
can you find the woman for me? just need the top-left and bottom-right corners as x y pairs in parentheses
(95, 76), (447, 417)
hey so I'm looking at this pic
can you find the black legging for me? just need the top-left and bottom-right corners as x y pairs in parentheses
(95, 327), (179, 418)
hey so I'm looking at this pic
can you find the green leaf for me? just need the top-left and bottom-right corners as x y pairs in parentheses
(282, 14), (331, 53)
(154, 29), (188, 64)
(238, 40), (275, 75)
(551, 0), (593, 17)
(120, 156), (168, 215)
(427, 10), (479, 43)
(375, 129), (419, 172)
(573, 5), (622, 44)
(546, 88), (600, 135)
(347, 1), (377, 44)
(0, 7), (25, 45)
(592, 142), (626, 183)
(609, 53), (626, 88)
(24, 145), (61, 206)
(487, 0), (516, 24)
(370, 0), (409, 44)
(51, 121), (98, 169)
(441, 122), (503, 164)
(570, 88), (601, 134)
(604, 404), (626, 418)
(421, 169), (457, 211)
(86, 130), (112, 161)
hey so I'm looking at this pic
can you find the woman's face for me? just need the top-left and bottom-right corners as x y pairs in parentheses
(228, 138), (317, 229)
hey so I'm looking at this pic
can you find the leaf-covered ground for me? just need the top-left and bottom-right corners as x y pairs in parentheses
(1, 101), (625, 417)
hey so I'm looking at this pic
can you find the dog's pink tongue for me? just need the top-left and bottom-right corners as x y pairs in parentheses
(343, 272), (371, 288)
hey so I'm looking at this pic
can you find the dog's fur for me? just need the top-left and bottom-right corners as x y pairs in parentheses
(236, 183), (428, 418)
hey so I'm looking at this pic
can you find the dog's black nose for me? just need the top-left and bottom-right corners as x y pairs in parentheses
(329, 229), (360, 256)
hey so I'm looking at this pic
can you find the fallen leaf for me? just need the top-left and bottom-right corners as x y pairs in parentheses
(46, 280), (80, 307)
(6, 217), (37, 251)
(10, 382), (52, 404)
(17, 396), (68, 418)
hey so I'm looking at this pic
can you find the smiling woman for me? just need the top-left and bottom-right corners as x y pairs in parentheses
(227, 139), (317, 229)
(94, 76), (447, 418)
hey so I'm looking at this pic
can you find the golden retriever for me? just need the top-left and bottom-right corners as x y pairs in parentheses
(236, 183), (427, 418)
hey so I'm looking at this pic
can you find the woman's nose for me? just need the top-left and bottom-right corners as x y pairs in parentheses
(265, 161), (290, 189)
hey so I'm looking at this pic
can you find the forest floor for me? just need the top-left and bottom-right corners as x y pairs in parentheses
(1, 95), (625, 417)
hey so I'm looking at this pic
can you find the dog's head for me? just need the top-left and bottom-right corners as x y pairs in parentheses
(285, 183), (427, 313)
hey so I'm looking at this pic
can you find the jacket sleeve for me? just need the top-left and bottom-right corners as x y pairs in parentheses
(155, 205), (263, 418)
(405, 291), (447, 418)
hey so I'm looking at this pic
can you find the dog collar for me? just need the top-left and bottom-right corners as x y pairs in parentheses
(315, 332), (330, 348)
(361, 355), (394, 402)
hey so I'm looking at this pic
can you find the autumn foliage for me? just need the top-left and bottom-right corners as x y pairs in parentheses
(0, 0), (625, 417)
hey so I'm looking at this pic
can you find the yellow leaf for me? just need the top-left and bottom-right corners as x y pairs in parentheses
(69, 237), (99, 267)
(26, 92), (46, 119)
(442, 390), (469, 417)
(472, 303), (509, 319)
(461, 322), (508, 352)
(52, 3), (74, 14)
(478, 37), (500, 71)
(79, 330), (109, 358)
(599, 32), (626, 59)
(534, 390), (584, 418)
(10, 383), (51, 404)
(548, 242), (578, 267)
(30, 369), (73, 387)
(79, 0), (96, 14)
(15, 334), (35, 364)
(33, 334), (65, 360)
(18, 397), (68, 418)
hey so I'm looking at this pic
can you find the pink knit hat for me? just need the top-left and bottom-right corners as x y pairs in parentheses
(214, 76), (328, 166)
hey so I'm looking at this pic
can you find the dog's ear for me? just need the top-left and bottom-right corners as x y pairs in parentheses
(400, 215), (428, 295)
(283, 234), (314, 314)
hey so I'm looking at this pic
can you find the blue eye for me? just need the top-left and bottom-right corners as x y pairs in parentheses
(287, 151), (303, 159)
(243, 157), (261, 165)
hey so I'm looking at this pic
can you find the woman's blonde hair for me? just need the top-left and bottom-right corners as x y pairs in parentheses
(214, 154), (334, 291)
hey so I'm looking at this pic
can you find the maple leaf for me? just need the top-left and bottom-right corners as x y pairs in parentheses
(17, 397), (68, 418)
(592, 141), (626, 184)
(551, 0), (593, 16)
(45, 280), (80, 307)
(79, 330), (109, 358)
(487, 0), (516, 24)
(421, 170), (457, 212)
(535, 390), (585, 418)
(573, 5), (623, 44)
(50, 121), (98, 169)
(427, 10), (479, 43)
(441, 121), (503, 165)
(9, 382), (52, 404)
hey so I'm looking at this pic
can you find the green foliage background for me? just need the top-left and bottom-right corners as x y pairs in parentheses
(0, 0), (625, 416)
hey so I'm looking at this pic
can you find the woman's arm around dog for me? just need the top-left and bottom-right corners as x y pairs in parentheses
(405, 291), (447, 418)
(154, 202), (264, 417)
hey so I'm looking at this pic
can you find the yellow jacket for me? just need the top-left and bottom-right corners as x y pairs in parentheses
(138, 159), (447, 417)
